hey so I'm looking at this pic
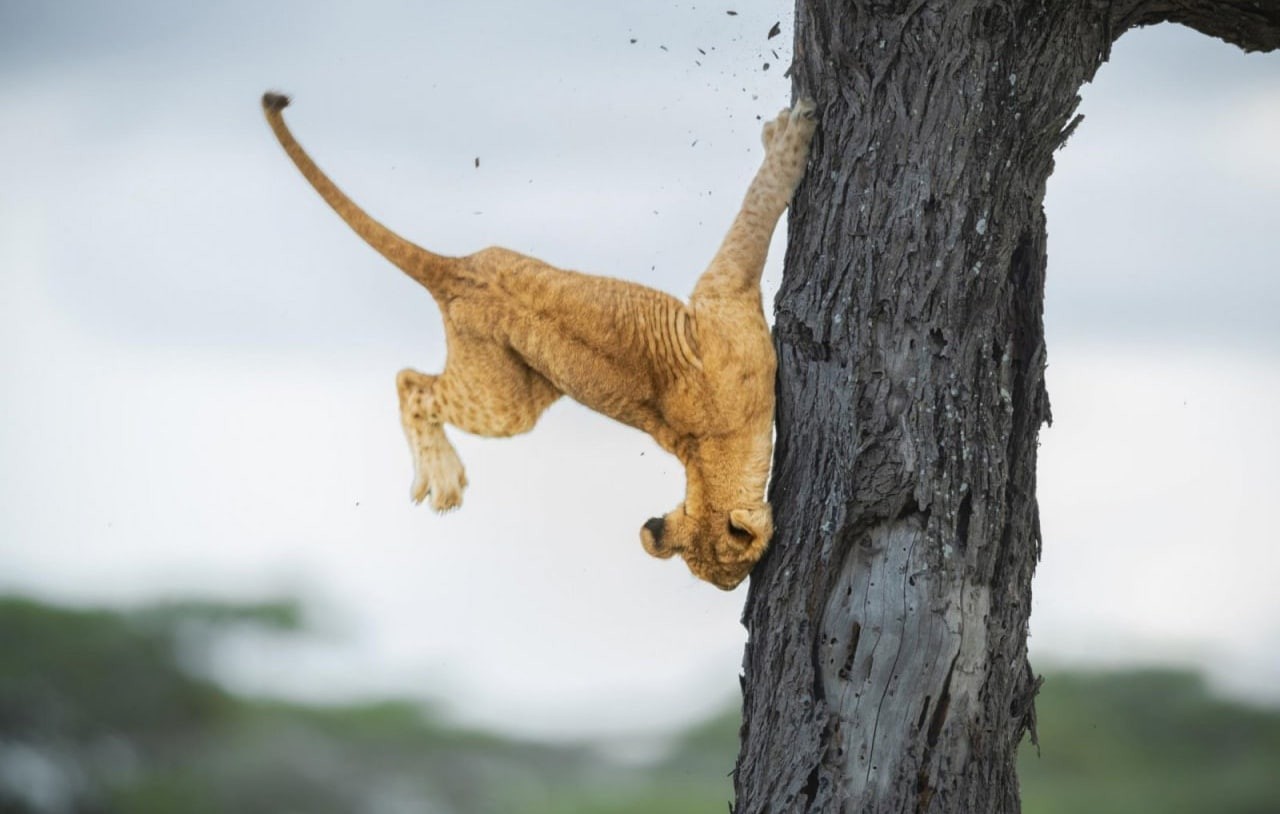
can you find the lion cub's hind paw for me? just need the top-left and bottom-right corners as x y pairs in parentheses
(409, 444), (468, 513)
(427, 479), (465, 513)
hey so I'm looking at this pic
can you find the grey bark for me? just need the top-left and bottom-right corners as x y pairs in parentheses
(734, 2), (1280, 813)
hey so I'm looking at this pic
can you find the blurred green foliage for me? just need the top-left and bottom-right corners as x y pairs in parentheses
(1, 595), (1277, 813)
(1019, 669), (1280, 814)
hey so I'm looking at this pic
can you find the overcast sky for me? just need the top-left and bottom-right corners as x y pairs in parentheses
(1, 1), (1278, 741)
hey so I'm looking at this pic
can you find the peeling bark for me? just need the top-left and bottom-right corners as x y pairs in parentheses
(733, 1), (1279, 812)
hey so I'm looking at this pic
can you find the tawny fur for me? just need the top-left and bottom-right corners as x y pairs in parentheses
(262, 92), (816, 589)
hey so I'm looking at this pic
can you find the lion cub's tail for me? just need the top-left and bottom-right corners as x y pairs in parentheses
(261, 92), (454, 295)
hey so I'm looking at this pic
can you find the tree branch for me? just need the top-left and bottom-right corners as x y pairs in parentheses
(1115, 0), (1280, 52)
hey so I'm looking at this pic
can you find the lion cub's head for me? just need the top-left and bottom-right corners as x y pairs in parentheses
(639, 502), (772, 590)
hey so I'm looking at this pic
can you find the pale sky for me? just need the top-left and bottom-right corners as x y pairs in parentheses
(1, 2), (1277, 740)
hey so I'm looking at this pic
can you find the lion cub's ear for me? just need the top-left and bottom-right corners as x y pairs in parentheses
(727, 505), (773, 559)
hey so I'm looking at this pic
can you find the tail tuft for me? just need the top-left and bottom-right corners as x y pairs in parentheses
(262, 91), (291, 112)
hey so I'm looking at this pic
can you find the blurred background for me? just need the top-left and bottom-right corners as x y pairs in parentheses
(1, 1), (1277, 812)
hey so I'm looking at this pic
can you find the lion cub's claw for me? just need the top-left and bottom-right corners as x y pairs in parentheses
(792, 97), (816, 121)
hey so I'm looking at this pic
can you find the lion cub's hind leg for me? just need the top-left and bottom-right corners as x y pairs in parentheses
(397, 370), (468, 512)
(396, 336), (561, 513)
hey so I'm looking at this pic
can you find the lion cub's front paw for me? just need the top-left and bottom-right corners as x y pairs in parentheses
(760, 99), (817, 194)
(778, 99), (817, 158)
(760, 108), (789, 150)
(409, 442), (468, 513)
(761, 99), (817, 151)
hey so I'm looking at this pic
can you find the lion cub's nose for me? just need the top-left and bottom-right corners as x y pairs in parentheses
(641, 517), (676, 559)
(643, 517), (665, 545)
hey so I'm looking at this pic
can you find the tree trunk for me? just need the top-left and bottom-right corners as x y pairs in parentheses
(734, 2), (1280, 812)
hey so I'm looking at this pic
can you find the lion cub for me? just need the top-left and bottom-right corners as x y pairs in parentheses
(263, 92), (816, 589)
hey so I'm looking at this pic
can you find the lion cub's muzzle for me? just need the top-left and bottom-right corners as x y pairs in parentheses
(640, 517), (676, 559)
(639, 511), (770, 591)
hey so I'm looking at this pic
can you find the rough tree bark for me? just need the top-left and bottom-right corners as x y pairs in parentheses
(734, 2), (1280, 812)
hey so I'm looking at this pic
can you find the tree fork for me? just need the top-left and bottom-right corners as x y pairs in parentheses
(734, 1), (1280, 812)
